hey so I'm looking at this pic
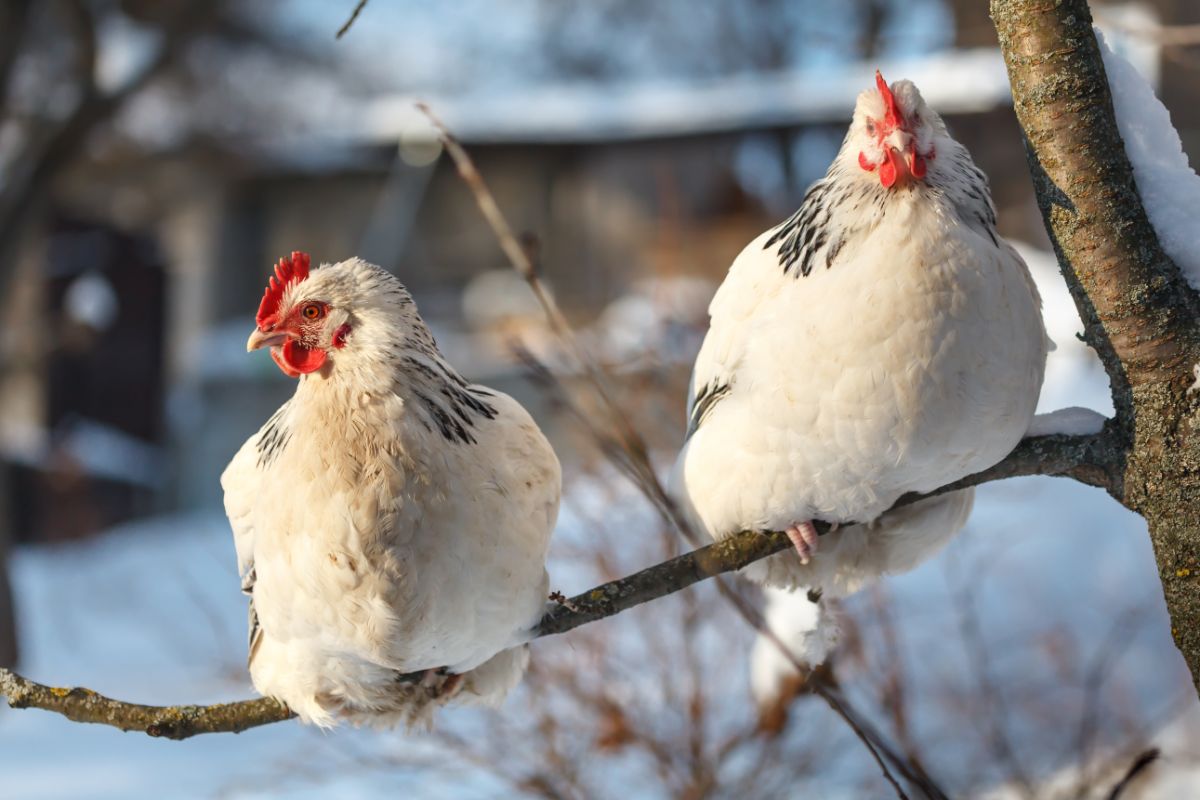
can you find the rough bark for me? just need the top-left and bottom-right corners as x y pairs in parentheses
(992, 0), (1200, 691)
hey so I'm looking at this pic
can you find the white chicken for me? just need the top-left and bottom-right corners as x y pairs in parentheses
(222, 252), (560, 727)
(671, 73), (1047, 667)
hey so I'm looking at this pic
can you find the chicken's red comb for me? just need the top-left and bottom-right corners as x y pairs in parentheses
(875, 70), (902, 128)
(256, 251), (311, 329)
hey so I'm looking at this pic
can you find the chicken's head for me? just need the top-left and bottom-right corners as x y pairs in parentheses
(850, 71), (939, 189)
(246, 251), (352, 378)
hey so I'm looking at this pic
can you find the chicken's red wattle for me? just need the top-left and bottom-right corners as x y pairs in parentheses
(274, 340), (326, 377)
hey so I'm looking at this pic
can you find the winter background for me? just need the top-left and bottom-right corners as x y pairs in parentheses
(1, 1), (1199, 798)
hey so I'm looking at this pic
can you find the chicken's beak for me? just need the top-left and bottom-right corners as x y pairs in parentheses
(884, 129), (914, 156)
(247, 328), (289, 352)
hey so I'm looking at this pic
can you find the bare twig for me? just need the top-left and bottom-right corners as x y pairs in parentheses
(1105, 748), (1160, 800)
(336, 0), (370, 39)
(419, 104), (668, 511)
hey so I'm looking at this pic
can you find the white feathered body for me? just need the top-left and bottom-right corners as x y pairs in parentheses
(222, 259), (560, 727)
(671, 79), (1047, 597)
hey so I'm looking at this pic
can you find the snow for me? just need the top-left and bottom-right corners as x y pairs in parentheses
(1098, 29), (1200, 293)
(588, 276), (716, 368)
(982, 703), (1200, 800)
(0, 418), (166, 489)
(749, 587), (838, 711)
(1026, 406), (1108, 437)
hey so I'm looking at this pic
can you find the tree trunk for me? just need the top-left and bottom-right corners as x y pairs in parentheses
(992, 0), (1200, 692)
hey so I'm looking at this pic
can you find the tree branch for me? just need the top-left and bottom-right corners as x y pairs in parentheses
(991, 0), (1200, 692)
(336, 0), (370, 39)
(0, 668), (292, 739)
(535, 429), (1115, 638)
(0, 430), (1117, 738)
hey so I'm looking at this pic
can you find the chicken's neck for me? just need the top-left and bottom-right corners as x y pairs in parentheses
(766, 139), (998, 279)
(290, 336), (497, 449)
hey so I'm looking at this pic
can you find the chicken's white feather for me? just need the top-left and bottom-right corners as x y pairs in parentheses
(671, 75), (1047, 671)
(222, 257), (559, 727)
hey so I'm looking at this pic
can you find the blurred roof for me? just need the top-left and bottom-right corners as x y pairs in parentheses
(358, 48), (1013, 145)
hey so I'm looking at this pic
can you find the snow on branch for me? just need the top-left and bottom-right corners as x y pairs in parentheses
(1097, 29), (1200, 293)
(1026, 407), (1108, 437)
(0, 429), (1118, 739)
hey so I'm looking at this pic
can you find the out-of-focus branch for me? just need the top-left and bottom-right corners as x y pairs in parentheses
(0, 668), (292, 738)
(1106, 749), (1160, 800)
(0, 0), (218, 287)
(0, 0), (33, 115)
(418, 104), (668, 513)
(0, 428), (1115, 738)
(336, 0), (370, 39)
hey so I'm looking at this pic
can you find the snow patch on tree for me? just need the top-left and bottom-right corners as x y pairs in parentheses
(1098, 30), (1200, 292)
(1026, 407), (1108, 437)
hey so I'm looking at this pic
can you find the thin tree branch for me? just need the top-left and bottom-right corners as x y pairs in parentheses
(336, 0), (370, 39)
(0, 668), (292, 739)
(1105, 748), (1160, 800)
(0, 429), (1116, 739)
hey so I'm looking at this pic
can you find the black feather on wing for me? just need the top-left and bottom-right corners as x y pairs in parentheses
(242, 567), (262, 668)
(687, 379), (731, 439)
(764, 178), (845, 278)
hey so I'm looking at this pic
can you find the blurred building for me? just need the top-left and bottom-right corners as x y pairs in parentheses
(0, 1), (1173, 538)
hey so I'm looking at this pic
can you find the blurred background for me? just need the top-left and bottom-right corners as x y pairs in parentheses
(1, 1), (1199, 797)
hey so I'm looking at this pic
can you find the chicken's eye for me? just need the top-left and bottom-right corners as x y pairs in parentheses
(302, 303), (323, 320)
(866, 119), (876, 136)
